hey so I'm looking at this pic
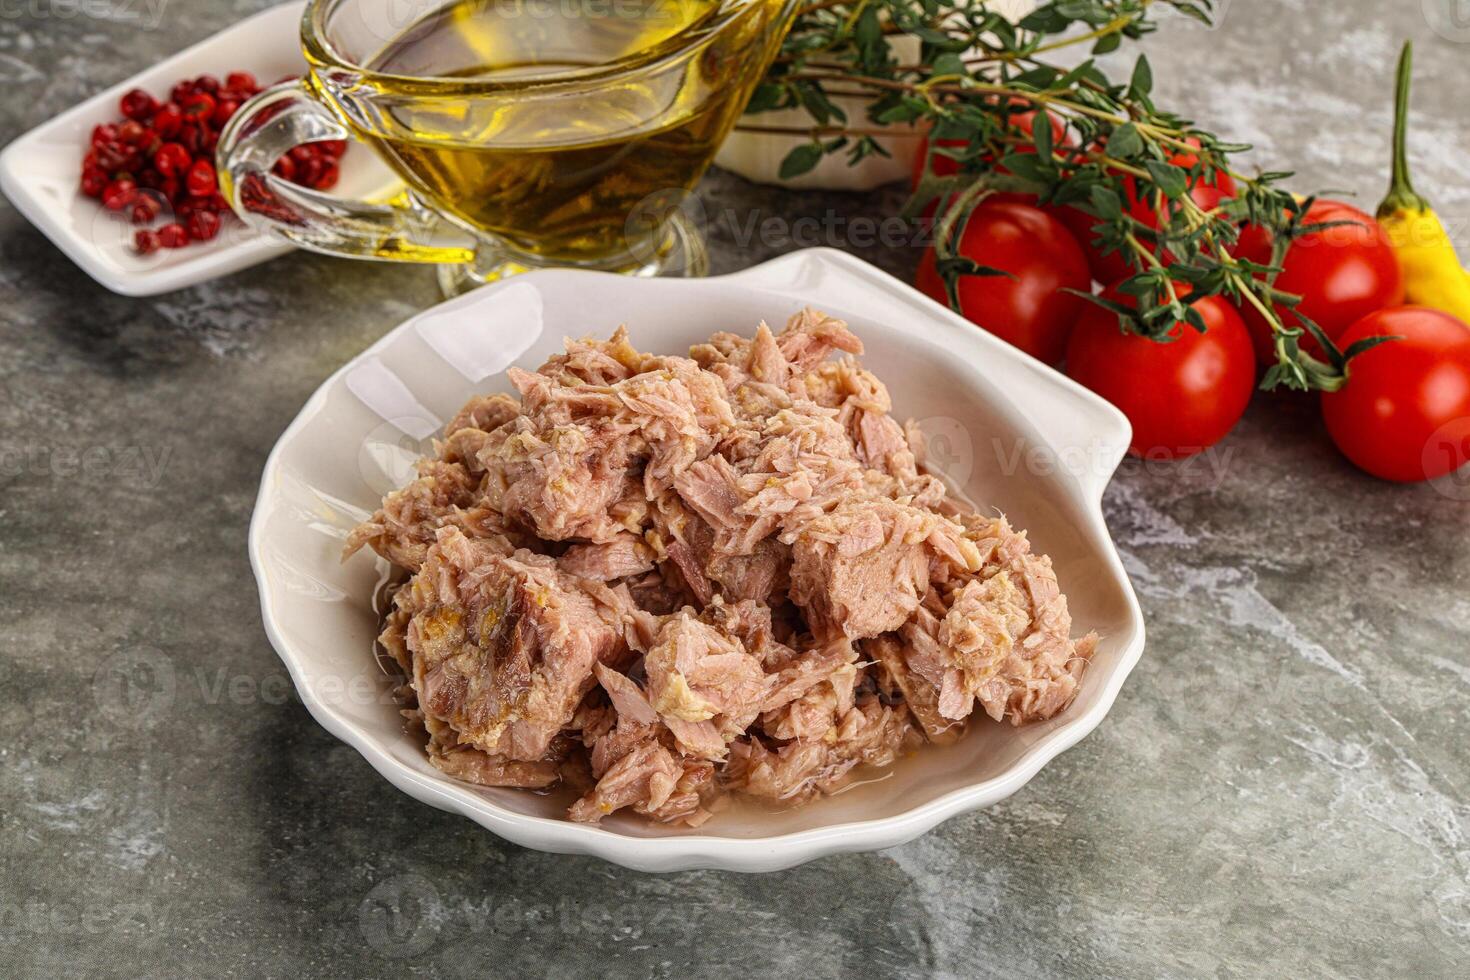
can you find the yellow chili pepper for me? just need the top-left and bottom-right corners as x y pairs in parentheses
(1376, 41), (1470, 323)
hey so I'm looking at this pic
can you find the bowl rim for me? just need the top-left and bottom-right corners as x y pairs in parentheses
(248, 247), (1146, 871)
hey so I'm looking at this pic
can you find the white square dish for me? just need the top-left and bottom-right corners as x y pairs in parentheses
(0, 1), (397, 296)
(248, 248), (1145, 872)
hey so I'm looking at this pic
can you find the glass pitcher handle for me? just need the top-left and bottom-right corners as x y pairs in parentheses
(216, 79), (477, 265)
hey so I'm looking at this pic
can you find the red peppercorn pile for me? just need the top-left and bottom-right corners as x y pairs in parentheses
(80, 72), (347, 255)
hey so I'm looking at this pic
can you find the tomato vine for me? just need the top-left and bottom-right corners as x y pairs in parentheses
(744, 0), (1387, 390)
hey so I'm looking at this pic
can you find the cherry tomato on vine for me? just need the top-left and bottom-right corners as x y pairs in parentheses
(1065, 286), (1256, 458)
(1321, 306), (1470, 482)
(1242, 199), (1405, 366)
(1054, 141), (1237, 285)
(916, 200), (1090, 364)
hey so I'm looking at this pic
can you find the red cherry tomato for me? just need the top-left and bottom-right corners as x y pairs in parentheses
(1230, 221), (1275, 266)
(1056, 142), (1237, 285)
(916, 201), (1090, 364)
(1321, 306), (1470, 482)
(1066, 287), (1256, 458)
(1242, 200), (1405, 366)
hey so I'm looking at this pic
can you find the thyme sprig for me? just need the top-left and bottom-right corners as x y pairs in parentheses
(744, 0), (1363, 390)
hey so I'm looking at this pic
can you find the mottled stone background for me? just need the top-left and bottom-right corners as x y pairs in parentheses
(2, 1), (1468, 977)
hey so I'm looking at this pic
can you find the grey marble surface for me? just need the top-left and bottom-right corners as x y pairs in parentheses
(3, 1), (1469, 977)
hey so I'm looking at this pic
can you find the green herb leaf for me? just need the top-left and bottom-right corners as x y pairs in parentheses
(854, 6), (882, 48)
(875, 102), (924, 124)
(932, 52), (966, 77)
(792, 82), (846, 125)
(1145, 160), (1188, 199)
(1342, 334), (1402, 361)
(778, 143), (825, 180)
(1032, 107), (1054, 158)
(1174, 3), (1214, 26)
(1107, 121), (1143, 157)
(1128, 54), (1153, 99)
(744, 83), (786, 115)
(1088, 185), (1123, 220)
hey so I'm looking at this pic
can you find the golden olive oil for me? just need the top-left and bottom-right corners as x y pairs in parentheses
(341, 0), (787, 265)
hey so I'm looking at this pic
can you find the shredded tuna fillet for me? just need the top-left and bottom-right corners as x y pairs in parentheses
(725, 699), (917, 804)
(559, 533), (656, 581)
(537, 325), (655, 386)
(447, 393), (521, 441)
(894, 515), (1096, 726)
(423, 715), (566, 789)
(349, 310), (1097, 824)
(568, 740), (680, 822)
(592, 661), (658, 726)
(867, 633), (961, 743)
(787, 495), (975, 641)
(394, 527), (626, 761)
(345, 458), (509, 571)
(639, 610), (768, 760)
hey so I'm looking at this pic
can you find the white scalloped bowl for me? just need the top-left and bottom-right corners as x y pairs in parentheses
(249, 248), (1144, 872)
